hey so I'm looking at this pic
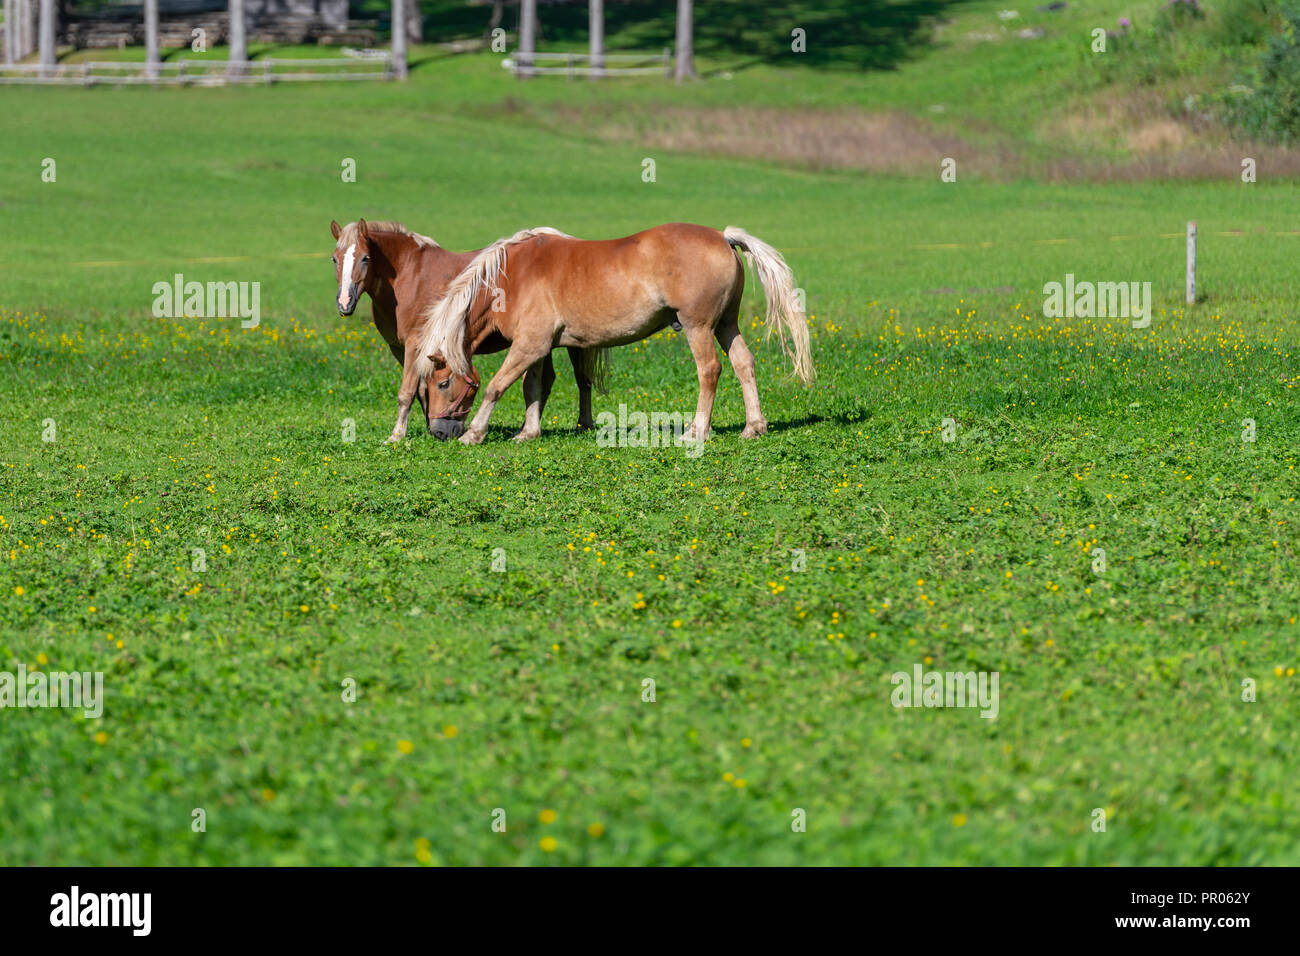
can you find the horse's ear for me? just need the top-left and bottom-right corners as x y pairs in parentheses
(357, 218), (369, 238)
(330, 220), (341, 240)
(430, 350), (447, 370)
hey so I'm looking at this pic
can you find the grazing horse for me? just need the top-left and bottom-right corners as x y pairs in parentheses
(329, 219), (596, 441)
(413, 222), (814, 445)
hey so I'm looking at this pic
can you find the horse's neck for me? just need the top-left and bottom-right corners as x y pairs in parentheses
(367, 232), (431, 343)
(367, 232), (478, 346)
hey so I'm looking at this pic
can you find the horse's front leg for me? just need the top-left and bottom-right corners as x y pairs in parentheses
(385, 352), (422, 444)
(416, 376), (431, 432)
(513, 355), (556, 442)
(461, 342), (545, 445)
(387, 340), (431, 433)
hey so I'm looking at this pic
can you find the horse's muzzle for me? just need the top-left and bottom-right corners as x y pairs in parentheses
(430, 418), (465, 441)
(337, 284), (359, 316)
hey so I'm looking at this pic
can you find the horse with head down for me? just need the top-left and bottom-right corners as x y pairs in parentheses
(412, 222), (814, 445)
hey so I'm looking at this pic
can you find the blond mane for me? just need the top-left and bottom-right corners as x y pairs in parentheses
(413, 226), (570, 379)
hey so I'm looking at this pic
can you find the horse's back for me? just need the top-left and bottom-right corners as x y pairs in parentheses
(501, 223), (741, 347)
(525, 222), (736, 286)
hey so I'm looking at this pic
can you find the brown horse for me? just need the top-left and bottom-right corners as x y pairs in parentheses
(329, 219), (597, 441)
(413, 222), (814, 445)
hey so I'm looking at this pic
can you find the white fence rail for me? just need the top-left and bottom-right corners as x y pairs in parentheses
(0, 55), (394, 85)
(507, 49), (671, 79)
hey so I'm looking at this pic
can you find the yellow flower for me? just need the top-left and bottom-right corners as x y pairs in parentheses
(36, 653), (48, 666)
(741, 738), (752, 748)
(722, 772), (734, 782)
(442, 725), (458, 738)
(299, 604), (309, 613)
(262, 788), (276, 802)
(671, 619), (682, 628)
(398, 739), (414, 754)
(539, 837), (557, 852)
(587, 822), (605, 838)
(94, 731), (108, 745)
(953, 813), (967, 827)
(539, 808), (557, 824)
(13, 586), (24, 596)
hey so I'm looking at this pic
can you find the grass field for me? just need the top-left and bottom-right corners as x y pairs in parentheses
(2, 27), (1300, 865)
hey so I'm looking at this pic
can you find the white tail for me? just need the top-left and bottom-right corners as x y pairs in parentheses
(723, 226), (814, 386)
(413, 226), (571, 380)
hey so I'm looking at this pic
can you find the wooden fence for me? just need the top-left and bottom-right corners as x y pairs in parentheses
(0, 55), (394, 85)
(508, 49), (671, 79)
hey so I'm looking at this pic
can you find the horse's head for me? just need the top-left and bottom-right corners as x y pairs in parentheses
(425, 350), (480, 441)
(330, 219), (376, 317)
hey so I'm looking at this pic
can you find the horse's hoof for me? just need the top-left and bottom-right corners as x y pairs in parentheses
(741, 420), (768, 439)
(512, 430), (539, 443)
(384, 434), (403, 445)
(575, 421), (594, 435)
(459, 430), (483, 446)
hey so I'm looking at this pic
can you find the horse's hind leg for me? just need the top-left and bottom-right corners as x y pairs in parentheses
(514, 356), (553, 442)
(568, 346), (595, 433)
(461, 341), (547, 445)
(714, 306), (768, 438)
(682, 322), (722, 442)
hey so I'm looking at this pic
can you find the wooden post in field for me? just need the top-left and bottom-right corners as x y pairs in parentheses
(404, 0), (422, 45)
(3, 0), (12, 65)
(1186, 221), (1196, 306)
(14, 0), (27, 60)
(37, 0), (53, 78)
(21, 0), (35, 60)
(228, 0), (247, 78)
(674, 0), (695, 81)
(144, 0), (159, 82)
(518, 0), (536, 78)
(391, 0), (408, 79)
(589, 0), (604, 77)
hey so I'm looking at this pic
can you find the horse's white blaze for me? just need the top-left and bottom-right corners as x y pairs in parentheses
(338, 244), (356, 307)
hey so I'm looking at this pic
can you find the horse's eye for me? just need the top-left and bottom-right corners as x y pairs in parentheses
(361, 256), (370, 264)
(331, 256), (337, 265)
(437, 379), (451, 390)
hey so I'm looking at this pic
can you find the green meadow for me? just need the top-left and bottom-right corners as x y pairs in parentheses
(1, 5), (1298, 864)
